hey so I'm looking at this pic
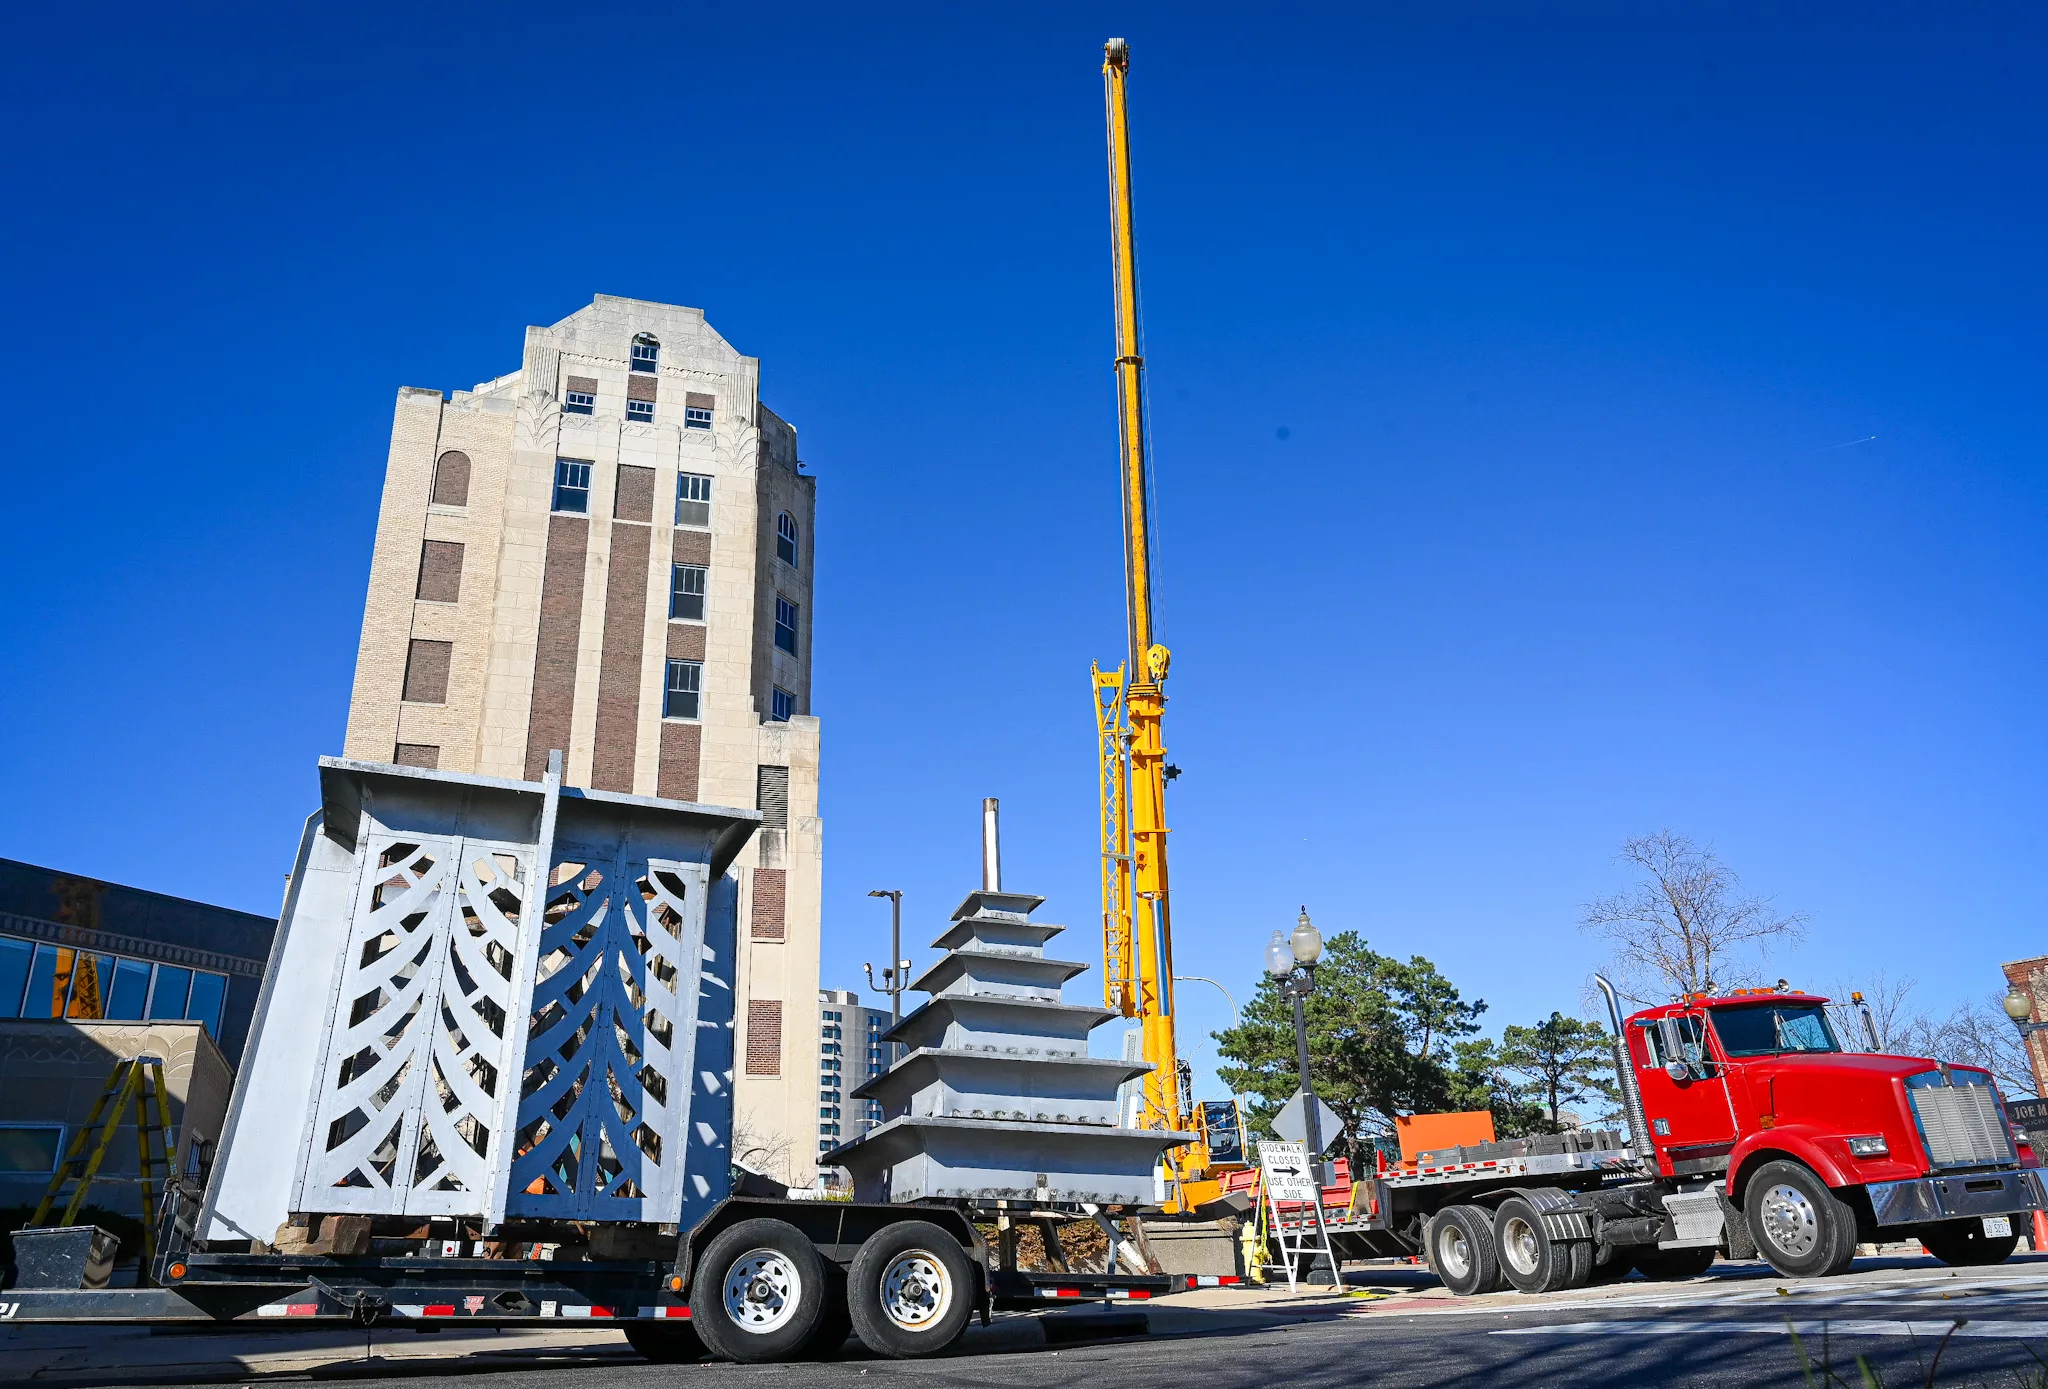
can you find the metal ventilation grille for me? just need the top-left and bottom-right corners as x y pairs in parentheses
(1911, 1081), (2015, 1167)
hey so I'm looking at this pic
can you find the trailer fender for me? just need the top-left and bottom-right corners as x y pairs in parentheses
(1729, 1132), (1850, 1203)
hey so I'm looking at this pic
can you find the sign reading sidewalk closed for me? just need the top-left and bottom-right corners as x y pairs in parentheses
(1257, 1140), (1316, 1202)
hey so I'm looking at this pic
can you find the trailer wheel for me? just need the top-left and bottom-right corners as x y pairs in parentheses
(1492, 1196), (1585, 1294)
(1634, 1245), (1716, 1280)
(1426, 1206), (1502, 1296)
(847, 1220), (974, 1359)
(1921, 1220), (2021, 1267)
(689, 1218), (831, 1363)
(623, 1321), (706, 1362)
(1743, 1160), (1857, 1279)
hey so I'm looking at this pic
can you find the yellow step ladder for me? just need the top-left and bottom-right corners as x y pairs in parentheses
(27, 1055), (176, 1270)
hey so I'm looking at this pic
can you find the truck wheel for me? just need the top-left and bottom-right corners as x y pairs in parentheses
(623, 1321), (706, 1362)
(1426, 1206), (1502, 1296)
(1922, 1220), (2021, 1267)
(1743, 1160), (1857, 1279)
(847, 1220), (974, 1359)
(689, 1218), (830, 1364)
(1634, 1246), (1716, 1280)
(1493, 1196), (1582, 1294)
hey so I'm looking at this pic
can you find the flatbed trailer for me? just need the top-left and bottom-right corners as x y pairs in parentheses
(2, 1195), (1175, 1363)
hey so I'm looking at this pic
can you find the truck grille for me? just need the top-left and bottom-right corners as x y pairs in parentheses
(1910, 1081), (2016, 1168)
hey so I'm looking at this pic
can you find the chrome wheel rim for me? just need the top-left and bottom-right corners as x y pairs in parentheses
(1500, 1215), (1540, 1275)
(1437, 1224), (1473, 1280)
(880, 1250), (951, 1330)
(1760, 1183), (1820, 1259)
(723, 1248), (802, 1333)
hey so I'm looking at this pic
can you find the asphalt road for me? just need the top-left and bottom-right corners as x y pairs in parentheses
(42, 1257), (2048, 1389)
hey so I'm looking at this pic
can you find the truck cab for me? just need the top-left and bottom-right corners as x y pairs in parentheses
(1621, 987), (2044, 1275)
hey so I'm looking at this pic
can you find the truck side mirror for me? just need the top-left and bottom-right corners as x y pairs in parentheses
(1656, 1018), (1695, 1081)
(1664, 1059), (1692, 1083)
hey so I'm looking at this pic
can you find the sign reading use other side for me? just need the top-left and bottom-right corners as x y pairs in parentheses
(1257, 1140), (1316, 1202)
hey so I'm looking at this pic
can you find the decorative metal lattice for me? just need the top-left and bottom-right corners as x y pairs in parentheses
(296, 833), (531, 1216)
(507, 850), (707, 1220)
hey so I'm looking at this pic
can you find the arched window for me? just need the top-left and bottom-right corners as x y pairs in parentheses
(431, 450), (470, 507)
(630, 333), (659, 374)
(776, 511), (798, 567)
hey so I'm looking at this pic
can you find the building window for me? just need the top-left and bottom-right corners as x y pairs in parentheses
(774, 598), (799, 656)
(663, 659), (702, 720)
(553, 459), (592, 513)
(771, 687), (794, 722)
(776, 512), (799, 567)
(0, 1125), (64, 1175)
(677, 473), (712, 527)
(627, 398), (655, 423)
(685, 406), (713, 430)
(631, 334), (659, 373)
(565, 390), (595, 415)
(670, 563), (706, 621)
(0, 934), (227, 1037)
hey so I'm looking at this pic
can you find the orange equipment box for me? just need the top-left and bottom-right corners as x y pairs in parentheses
(1394, 1111), (1496, 1165)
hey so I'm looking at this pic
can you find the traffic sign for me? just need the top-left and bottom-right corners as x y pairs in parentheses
(1272, 1092), (1344, 1154)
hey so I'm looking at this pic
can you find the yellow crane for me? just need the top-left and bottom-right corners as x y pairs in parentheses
(1093, 36), (1219, 1213)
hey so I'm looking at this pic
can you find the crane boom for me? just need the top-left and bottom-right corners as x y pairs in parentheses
(1097, 36), (1208, 1203)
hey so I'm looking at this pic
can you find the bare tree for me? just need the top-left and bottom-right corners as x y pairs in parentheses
(1927, 993), (2037, 1098)
(1581, 831), (1806, 1006)
(1825, 970), (1931, 1052)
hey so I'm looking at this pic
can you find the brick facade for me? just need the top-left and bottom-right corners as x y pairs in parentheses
(430, 449), (470, 507)
(746, 998), (783, 1076)
(416, 539), (464, 603)
(592, 520), (651, 792)
(402, 639), (452, 704)
(752, 867), (786, 941)
(524, 514), (588, 780)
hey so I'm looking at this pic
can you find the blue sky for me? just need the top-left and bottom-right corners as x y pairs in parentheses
(3, 4), (2044, 1099)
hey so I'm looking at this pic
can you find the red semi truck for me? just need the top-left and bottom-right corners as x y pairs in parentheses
(1283, 976), (2045, 1294)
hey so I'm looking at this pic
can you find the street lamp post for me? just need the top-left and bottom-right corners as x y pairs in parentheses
(1265, 907), (1327, 1185)
(864, 890), (908, 1064)
(2005, 988), (2048, 1040)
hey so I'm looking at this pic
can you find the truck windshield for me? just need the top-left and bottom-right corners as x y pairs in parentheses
(1710, 1004), (1841, 1057)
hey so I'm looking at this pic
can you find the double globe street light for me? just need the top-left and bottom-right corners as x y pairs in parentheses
(1265, 907), (1329, 1184)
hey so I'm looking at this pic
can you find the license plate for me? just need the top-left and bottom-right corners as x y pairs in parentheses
(1983, 1216), (2013, 1238)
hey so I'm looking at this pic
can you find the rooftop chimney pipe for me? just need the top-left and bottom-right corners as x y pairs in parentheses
(982, 798), (1001, 892)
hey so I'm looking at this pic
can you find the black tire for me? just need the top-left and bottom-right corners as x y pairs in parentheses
(1426, 1205), (1503, 1297)
(1634, 1245), (1717, 1280)
(1922, 1220), (2022, 1268)
(1742, 1160), (1858, 1279)
(624, 1321), (706, 1362)
(688, 1218), (831, 1364)
(1493, 1195), (1583, 1294)
(847, 1220), (976, 1359)
(803, 1262), (854, 1359)
(1587, 1245), (1636, 1284)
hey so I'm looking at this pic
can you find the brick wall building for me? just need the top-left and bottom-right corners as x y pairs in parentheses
(342, 296), (823, 1183)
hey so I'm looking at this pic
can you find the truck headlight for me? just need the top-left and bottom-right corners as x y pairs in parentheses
(1847, 1136), (1889, 1158)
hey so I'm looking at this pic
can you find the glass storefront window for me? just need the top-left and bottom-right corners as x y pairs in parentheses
(0, 934), (227, 1038)
(0, 937), (29, 1016)
(185, 971), (226, 1039)
(148, 966), (192, 1020)
(107, 959), (151, 1019)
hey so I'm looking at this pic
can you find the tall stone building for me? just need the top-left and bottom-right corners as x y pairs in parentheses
(342, 295), (823, 1183)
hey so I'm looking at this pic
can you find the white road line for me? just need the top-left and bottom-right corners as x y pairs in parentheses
(1494, 1320), (2048, 1340)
